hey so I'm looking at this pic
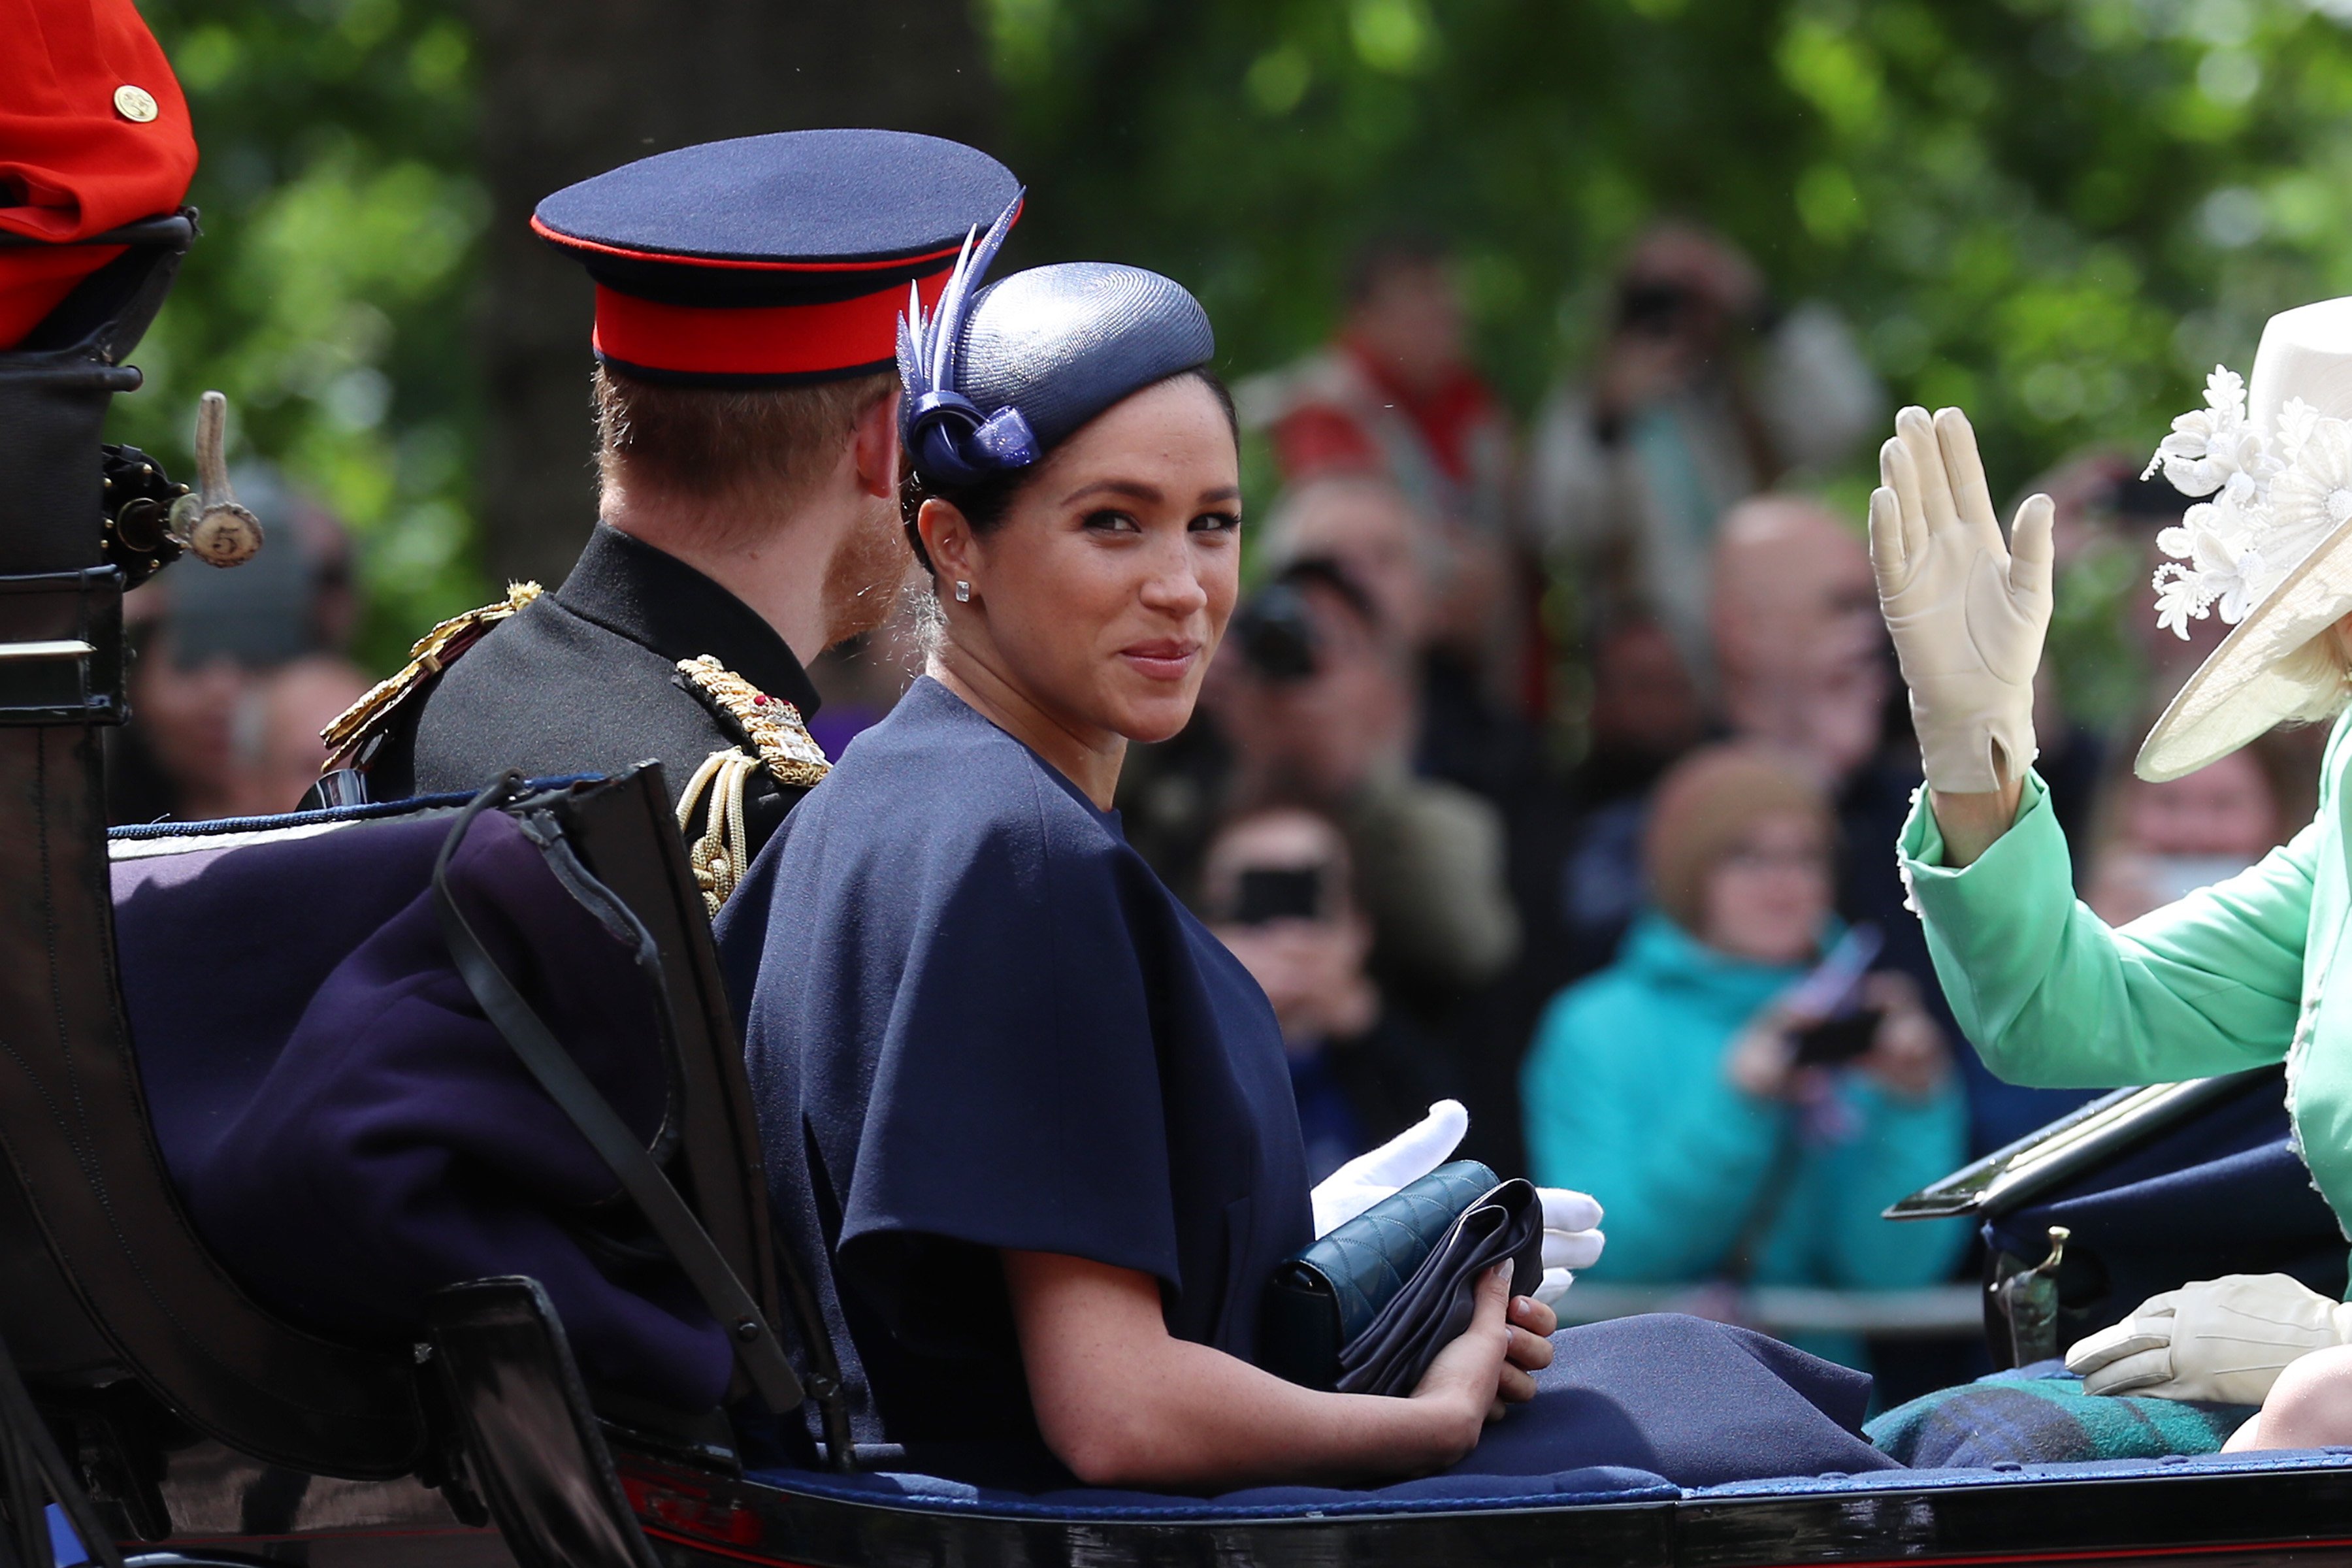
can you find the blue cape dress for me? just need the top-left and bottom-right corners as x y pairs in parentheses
(717, 677), (1896, 1489)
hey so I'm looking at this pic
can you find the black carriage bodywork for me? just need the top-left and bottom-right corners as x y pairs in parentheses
(8, 218), (2352, 1568)
(1895, 1063), (2349, 1371)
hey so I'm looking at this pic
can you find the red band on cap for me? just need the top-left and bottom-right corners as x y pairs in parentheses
(591, 269), (951, 379)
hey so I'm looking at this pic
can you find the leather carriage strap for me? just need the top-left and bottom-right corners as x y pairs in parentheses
(432, 779), (806, 1416)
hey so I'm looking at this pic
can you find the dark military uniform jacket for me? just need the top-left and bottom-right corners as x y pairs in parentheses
(335, 523), (828, 913)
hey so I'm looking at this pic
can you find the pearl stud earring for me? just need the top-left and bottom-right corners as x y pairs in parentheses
(954, 580), (971, 603)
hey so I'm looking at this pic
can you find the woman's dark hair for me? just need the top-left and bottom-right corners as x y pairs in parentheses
(900, 367), (1238, 574)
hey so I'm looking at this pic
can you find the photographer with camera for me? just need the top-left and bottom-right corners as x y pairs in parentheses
(1520, 743), (1964, 1369)
(1199, 806), (1454, 1181)
(1526, 223), (1884, 680)
(1204, 558), (1520, 1006)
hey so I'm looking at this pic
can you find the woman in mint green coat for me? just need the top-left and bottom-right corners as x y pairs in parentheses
(1872, 299), (2352, 1452)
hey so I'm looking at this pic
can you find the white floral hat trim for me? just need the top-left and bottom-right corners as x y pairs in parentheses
(2146, 365), (2352, 638)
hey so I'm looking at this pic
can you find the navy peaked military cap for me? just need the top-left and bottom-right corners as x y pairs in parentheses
(532, 128), (1021, 387)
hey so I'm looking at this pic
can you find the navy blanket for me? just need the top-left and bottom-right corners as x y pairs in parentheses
(113, 808), (730, 1408)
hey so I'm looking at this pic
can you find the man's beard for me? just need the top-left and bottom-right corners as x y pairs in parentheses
(820, 494), (911, 647)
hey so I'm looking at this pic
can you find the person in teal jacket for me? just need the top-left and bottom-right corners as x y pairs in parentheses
(1523, 744), (1968, 1368)
(1869, 299), (2352, 1453)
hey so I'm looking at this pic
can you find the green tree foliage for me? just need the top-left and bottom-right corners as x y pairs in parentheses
(985, 0), (2352, 498)
(114, 0), (485, 670)
(118, 0), (2352, 685)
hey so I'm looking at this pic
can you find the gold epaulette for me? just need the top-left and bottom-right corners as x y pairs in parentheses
(671, 657), (832, 916)
(674, 654), (831, 789)
(320, 581), (543, 767)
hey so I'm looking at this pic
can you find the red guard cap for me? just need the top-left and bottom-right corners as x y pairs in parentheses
(532, 129), (1021, 387)
(0, 0), (198, 348)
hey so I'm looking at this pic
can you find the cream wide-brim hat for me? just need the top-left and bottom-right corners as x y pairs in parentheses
(2137, 298), (2352, 783)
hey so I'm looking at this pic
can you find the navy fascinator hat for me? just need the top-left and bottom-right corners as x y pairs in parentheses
(898, 197), (1217, 491)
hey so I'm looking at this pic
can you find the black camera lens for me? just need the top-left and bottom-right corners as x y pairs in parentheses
(1232, 865), (1325, 926)
(1233, 581), (1320, 683)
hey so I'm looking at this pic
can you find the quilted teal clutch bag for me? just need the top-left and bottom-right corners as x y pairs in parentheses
(1260, 1160), (1520, 1394)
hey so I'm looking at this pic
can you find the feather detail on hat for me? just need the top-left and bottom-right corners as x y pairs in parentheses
(896, 231), (1217, 495)
(898, 193), (1036, 487)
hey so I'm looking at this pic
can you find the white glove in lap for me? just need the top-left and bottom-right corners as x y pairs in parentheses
(1311, 1100), (1469, 1237)
(2065, 1273), (2352, 1405)
(1307, 1100), (1606, 1311)
(1535, 1186), (1605, 1309)
(1868, 406), (2055, 795)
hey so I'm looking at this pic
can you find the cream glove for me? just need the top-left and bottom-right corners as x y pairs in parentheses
(2065, 1274), (2352, 1405)
(1867, 405), (2055, 794)
(1309, 1101), (1605, 1310)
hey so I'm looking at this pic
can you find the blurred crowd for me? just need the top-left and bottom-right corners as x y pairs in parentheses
(1111, 221), (2313, 1380)
(106, 468), (370, 828)
(112, 221), (2313, 1383)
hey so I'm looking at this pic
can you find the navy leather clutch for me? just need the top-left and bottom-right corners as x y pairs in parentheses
(1260, 1160), (1542, 1395)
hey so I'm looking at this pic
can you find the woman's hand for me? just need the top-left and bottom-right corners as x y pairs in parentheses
(2068, 1274), (2352, 1405)
(1729, 975), (1950, 1104)
(1869, 405), (2051, 861)
(1726, 1005), (1801, 1101)
(1408, 1265), (1520, 1464)
(1505, 1291), (1558, 1399)
(1854, 971), (1950, 1102)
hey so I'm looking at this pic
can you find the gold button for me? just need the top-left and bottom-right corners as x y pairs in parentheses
(113, 85), (158, 123)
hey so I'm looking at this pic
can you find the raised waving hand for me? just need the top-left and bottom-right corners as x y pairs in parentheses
(1868, 406), (2055, 796)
